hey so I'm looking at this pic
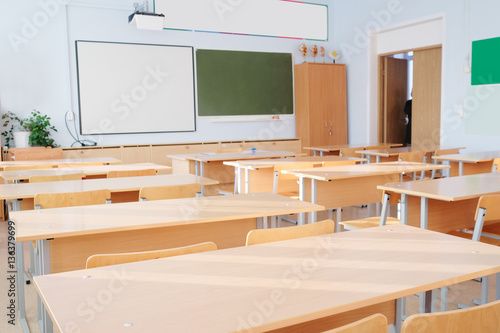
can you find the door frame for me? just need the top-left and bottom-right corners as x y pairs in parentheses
(368, 14), (446, 143)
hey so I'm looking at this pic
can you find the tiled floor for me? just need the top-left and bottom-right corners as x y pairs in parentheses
(0, 205), (497, 333)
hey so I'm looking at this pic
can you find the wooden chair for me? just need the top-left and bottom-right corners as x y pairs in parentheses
(431, 148), (462, 178)
(34, 190), (111, 209)
(245, 220), (335, 246)
(107, 169), (157, 178)
(449, 194), (500, 305)
(339, 147), (363, 158)
(86, 242), (218, 269)
(402, 300), (500, 333)
(323, 314), (388, 333)
(399, 151), (426, 180)
(341, 191), (400, 231)
(29, 173), (84, 183)
(139, 184), (200, 201)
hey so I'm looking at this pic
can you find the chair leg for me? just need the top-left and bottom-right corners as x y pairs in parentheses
(379, 193), (390, 226)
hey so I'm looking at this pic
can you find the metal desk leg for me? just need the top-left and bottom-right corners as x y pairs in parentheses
(379, 193), (390, 226)
(319, 151), (324, 157)
(376, 156), (381, 164)
(400, 194), (408, 225)
(309, 179), (317, 224)
(441, 287), (448, 311)
(458, 161), (464, 176)
(244, 168), (250, 194)
(233, 167), (239, 194)
(496, 273), (500, 300)
(298, 177), (306, 225)
(194, 161), (199, 176)
(313, 150), (318, 157)
(418, 291), (433, 313)
(335, 209), (342, 233)
(199, 162), (205, 196)
(37, 239), (53, 333)
(272, 171), (279, 194)
(11, 199), (30, 333)
(395, 298), (405, 332)
(481, 277), (489, 304)
(420, 197), (429, 229)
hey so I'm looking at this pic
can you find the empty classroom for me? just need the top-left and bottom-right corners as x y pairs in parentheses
(1, 1), (499, 333)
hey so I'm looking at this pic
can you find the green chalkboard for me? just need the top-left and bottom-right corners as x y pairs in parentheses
(472, 37), (500, 85)
(196, 49), (293, 116)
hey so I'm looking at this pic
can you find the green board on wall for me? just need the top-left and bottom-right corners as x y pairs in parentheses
(196, 49), (293, 116)
(471, 37), (500, 85)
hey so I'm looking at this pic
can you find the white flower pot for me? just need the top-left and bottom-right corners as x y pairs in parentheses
(13, 131), (31, 148)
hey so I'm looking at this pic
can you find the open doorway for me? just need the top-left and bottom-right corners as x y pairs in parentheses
(378, 46), (442, 148)
(378, 52), (413, 145)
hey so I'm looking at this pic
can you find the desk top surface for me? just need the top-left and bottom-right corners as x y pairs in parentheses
(34, 224), (500, 333)
(13, 193), (324, 241)
(432, 151), (500, 163)
(0, 157), (121, 168)
(168, 150), (298, 162)
(0, 174), (217, 200)
(283, 162), (449, 181)
(378, 173), (500, 201)
(359, 147), (464, 157)
(304, 143), (403, 152)
(0, 163), (171, 181)
(223, 156), (364, 169)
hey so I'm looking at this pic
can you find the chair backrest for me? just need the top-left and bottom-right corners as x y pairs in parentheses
(433, 148), (461, 156)
(402, 300), (500, 333)
(339, 147), (363, 158)
(7, 147), (63, 161)
(29, 173), (84, 183)
(107, 169), (157, 178)
(246, 220), (335, 246)
(323, 314), (388, 333)
(494, 158), (500, 172)
(2, 165), (55, 171)
(477, 194), (500, 225)
(399, 151), (426, 163)
(139, 184), (200, 201)
(86, 241), (218, 269)
(34, 190), (111, 209)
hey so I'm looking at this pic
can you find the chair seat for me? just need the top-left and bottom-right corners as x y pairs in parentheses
(342, 217), (400, 230)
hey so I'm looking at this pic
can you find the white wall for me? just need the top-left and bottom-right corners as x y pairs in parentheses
(0, 0), (332, 147)
(332, 0), (500, 151)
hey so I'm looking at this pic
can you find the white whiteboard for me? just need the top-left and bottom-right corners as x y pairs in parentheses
(76, 41), (196, 135)
(154, 0), (328, 41)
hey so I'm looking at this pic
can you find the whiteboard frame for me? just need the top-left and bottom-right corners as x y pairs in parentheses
(75, 40), (197, 136)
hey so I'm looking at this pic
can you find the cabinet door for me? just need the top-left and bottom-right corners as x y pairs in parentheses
(308, 65), (347, 146)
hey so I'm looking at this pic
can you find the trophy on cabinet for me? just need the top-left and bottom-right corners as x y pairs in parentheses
(299, 43), (308, 63)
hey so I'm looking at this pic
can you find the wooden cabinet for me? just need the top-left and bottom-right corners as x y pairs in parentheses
(294, 63), (348, 150)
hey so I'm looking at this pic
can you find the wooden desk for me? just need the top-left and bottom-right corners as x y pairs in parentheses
(358, 147), (464, 164)
(304, 143), (403, 156)
(169, 150), (299, 194)
(0, 157), (121, 170)
(224, 156), (364, 194)
(0, 174), (217, 212)
(378, 173), (500, 233)
(0, 163), (171, 182)
(33, 225), (500, 333)
(433, 151), (500, 176)
(284, 162), (449, 225)
(13, 192), (322, 333)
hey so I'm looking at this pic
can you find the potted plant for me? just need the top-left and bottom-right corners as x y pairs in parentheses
(1, 111), (30, 148)
(23, 110), (58, 147)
